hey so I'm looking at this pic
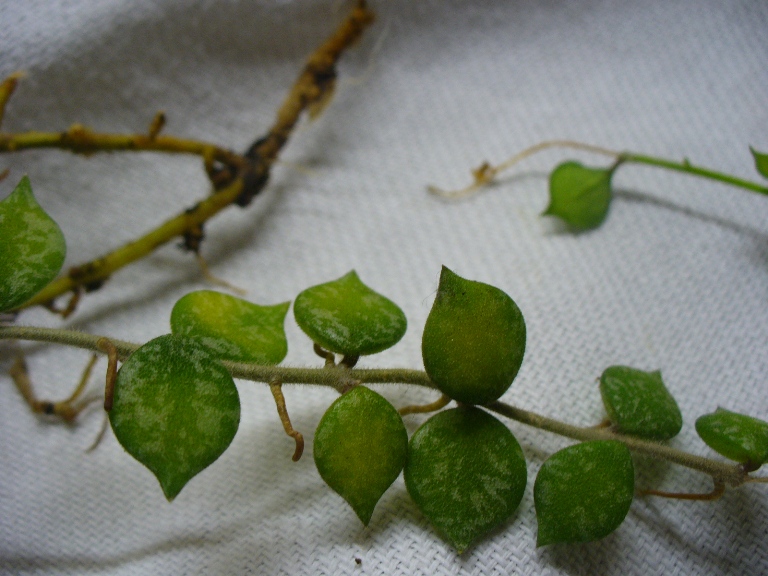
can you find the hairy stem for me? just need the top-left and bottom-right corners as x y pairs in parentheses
(1, 324), (757, 488)
(485, 402), (748, 487)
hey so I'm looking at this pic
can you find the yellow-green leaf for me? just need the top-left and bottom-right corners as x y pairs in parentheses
(313, 386), (408, 525)
(421, 266), (526, 405)
(170, 290), (289, 364)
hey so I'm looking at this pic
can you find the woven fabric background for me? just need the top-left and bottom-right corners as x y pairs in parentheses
(1, 1), (767, 574)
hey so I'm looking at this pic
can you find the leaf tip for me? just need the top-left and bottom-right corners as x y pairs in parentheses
(749, 146), (768, 179)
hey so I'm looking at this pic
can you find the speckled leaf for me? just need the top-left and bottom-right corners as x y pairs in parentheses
(600, 366), (682, 440)
(293, 270), (406, 356)
(421, 266), (526, 405)
(109, 334), (240, 501)
(404, 407), (527, 553)
(0, 176), (66, 311)
(170, 290), (289, 364)
(696, 408), (768, 470)
(750, 147), (768, 179)
(534, 440), (634, 546)
(543, 161), (614, 230)
(314, 386), (408, 525)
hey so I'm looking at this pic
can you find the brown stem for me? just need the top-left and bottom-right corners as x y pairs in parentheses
(0, 71), (24, 128)
(9, 352), (100, 423)
(639, 479), (726, 501)
(269, 379), (305, 462)
(314, 343), (336, 367)
(97, 338), (119, 411)
(399, 394), (451, 416)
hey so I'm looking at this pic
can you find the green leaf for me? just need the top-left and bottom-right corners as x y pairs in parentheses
(534, 440), (634, 546)
(293, 270), (407, 356)
(313, 386), (408, 525)
(600, 366), (683, 440)
(109, 334), (240, 501)
(543, 161), (614, 230)
(170, 290), (289, 364)
(421, 266), (526, 405)
(750, 146), (768, 179)
(0, 176), (66, 311)
(696, 408), (768, 470)
(404, 407), (527, 553)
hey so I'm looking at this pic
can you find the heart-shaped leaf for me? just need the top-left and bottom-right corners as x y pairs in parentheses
(109, 334), (240, 501)
(0, 176), (66, 311)
(600, 366), (682, 440)
(750, 147), (768, 179)
(313, 386), (408, 525)
(294, 270), (407, 356)
(534, 440), (634, 546)
(543, 161), (614, 230)
(696, 408), (768, 470)
(170, 290), (289, 364)
(421, 266), (526, 405)
(404, 406), (527, 553)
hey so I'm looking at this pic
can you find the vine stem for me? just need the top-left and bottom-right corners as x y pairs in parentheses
(1, 324), (758, 489)
(618, 152), (768, 195)
(484, 402), (748, 487)
(429, 139), (768, 199)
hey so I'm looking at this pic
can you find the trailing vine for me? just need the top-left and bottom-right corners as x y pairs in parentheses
(1, 0), (767, 561)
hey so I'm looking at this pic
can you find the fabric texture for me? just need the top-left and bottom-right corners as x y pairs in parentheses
(1, 1), (767, 574)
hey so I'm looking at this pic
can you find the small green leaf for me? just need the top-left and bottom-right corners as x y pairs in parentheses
(0, 176), (66, 311)
(313, 386), (408, 525)
(534, 440), (634, 546)
(404, 407), (527, 553)
(294, 270), (407, 356)
(750, 146), (768, 179)
(600, 366), (683, 440)
(543, 161), (614, 230)
(170, 290), (289, 364)
(421, 266), (526, 405)
(109, 334), (240, 501)
(696, 408), (768, 470)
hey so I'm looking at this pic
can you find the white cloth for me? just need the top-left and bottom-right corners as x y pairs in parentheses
(1, 1), (767, 574)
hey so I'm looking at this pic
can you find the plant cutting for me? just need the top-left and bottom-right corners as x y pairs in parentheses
(1, 1), (767, 572)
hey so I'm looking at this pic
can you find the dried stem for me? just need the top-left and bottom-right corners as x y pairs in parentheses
(399, 394), (451, 416)
(269, 378), (305, 462)
(428, 138), (768, 199)
(9, 351), (100, 423)
(0, 71), (25, 127)
(0, 123), (245, 168)
(639, 479), (725, 501)
(96, 338), (119, 411)
(4, 1), (374, 315)
(428, 140), (618, 199)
